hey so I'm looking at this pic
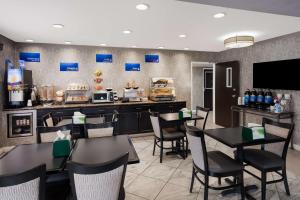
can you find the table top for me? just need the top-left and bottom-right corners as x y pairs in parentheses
(160, 113), (203, 122)
(70, 135), (140, 165)
(0, 143), (66, 176)
(204, 127), (286, 148)
(56, 117), (101, 126)
(231, 105), (294, 117)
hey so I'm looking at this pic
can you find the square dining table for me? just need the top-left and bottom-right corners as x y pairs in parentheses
(204, 127), (286, 199)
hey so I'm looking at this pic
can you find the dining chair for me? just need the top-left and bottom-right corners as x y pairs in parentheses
(0, 164), (46, 200)
(241, 118), (294, 200)
(150, 111), (186, 163)
(185, 123), (245, 200)
(194, 106), (210, 129)
(37, 124), (72, 143)
(84, 122), (115, 138)
(42, 113), (55, 127)
(68, 152), (129, 200)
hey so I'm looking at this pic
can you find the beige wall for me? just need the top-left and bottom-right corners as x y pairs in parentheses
(14, 43), (216, 108)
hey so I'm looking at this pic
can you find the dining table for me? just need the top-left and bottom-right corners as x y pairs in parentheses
(204, 127), (286, 200)
(0, 135), (139, 177)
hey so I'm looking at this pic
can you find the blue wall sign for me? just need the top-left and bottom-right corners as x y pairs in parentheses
(96, 54), (113, 63)
(145, 54), (159, 63)
(19, 52), (40, 62)
(60, 62), (79, 71)
(125, 63), (140, 71)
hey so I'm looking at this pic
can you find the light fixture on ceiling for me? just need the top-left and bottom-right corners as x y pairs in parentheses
(214, 12), (226, 18)
(123, 30), (132, 34)
(224, 36), (254, 48)
(184, 47), (189, 50)
(131, 45), (137, 48)
(65, 41), (72, 44)
(158, 46), (164, 49)
(179, 34), (187, 38)
(25, 39), (34, 42)
(100, 43), (107, 46)
(52, 24), (64, 29)
(136, 3), (149, 11)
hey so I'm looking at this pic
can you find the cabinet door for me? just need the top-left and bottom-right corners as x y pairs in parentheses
(118, 112), (139, 134)
(139, 111), (153, 133)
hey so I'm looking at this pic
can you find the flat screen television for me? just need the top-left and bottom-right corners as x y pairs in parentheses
(253, 58), (300, 90)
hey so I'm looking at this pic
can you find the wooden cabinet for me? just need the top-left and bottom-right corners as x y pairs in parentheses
(36, 101), (186, 135)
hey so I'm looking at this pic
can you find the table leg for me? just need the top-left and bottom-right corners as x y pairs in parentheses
(221, 146), (258, 199)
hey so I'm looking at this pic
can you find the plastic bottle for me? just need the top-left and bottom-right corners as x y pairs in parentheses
(244, 89), (251, 106)
(264, 89), (273, 105)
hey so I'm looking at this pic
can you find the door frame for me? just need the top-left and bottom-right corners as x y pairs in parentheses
(190, 62), (216, 123)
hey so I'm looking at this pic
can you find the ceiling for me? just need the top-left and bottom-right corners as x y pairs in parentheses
(1, 0), (300, 52)
(179, 0), (300, 17)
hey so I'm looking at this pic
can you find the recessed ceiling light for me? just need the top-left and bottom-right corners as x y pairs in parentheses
(136, 3), (149, 11)
(214, 12), (226, 19)
(179, 34), (187, 38)
(65, 41), (72, 44)
(100, 43), (107, 46)
(25, 39), (34, 42)
(131, 45), (137, 48)
(158, 46), (164, 49)
(184, 47), (189, 50)
(52, 24), (64, 29)
(123, 30), (132, 34)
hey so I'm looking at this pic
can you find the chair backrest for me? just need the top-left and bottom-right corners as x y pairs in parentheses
(195, 106), (210, 130)
(37, 125), (72, 143)
(0, 164), (46, 200)
(185, 123), (208, 172)
(262, 118), (294, 159)
(68, 153), (129, 200)
(149, 111), (162, 139)
(85, 122), (114, 139)
(42, 113), (54, 127)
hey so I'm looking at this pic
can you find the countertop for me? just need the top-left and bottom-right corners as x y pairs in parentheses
(3, 100), (187, 111)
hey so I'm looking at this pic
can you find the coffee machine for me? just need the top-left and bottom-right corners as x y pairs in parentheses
(4, 60), (33, 108)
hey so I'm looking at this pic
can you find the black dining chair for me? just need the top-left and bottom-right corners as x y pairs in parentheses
(37, 124), (73, 143)
(150, 111), (186, 163)
(42, 113), (55, 127)
(0, 164), (46, 200)
(185, 123), (245, 200)
(84, 122), (115, 138)
(68, 152), (129, 200)
(241, 118), (294, 200)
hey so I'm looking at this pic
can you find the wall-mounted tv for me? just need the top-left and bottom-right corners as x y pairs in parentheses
(253, 58), (300, 90)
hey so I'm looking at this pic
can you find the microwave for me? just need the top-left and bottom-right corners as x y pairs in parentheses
(92, 91), (114, 103)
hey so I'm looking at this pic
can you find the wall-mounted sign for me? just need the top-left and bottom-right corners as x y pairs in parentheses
(145, 54), (159, 63)
(60, 62), (79, 71)
(19, 52), (40, 62)
(125, 63), (140, 71)
(96, 54), (113, 63)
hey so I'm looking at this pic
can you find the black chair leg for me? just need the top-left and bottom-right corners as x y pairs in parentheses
(190, 166), (195, 193)
(204, 175), (209, 200)
(261, 172), (266, 200)
(218, 177), (221, 185)
(160, 140), (163, 163)
(282, 167), (290, 195)
(152, 138), (156, 156)
(182, 138), (185, 159)
(240, 173), (245, 200)
(186, 139), (189, 158)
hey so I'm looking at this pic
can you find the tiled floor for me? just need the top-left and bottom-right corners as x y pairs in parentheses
(126, 114), (300, 200)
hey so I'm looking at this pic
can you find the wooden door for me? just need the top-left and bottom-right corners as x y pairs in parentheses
(215, 61), (240, 127)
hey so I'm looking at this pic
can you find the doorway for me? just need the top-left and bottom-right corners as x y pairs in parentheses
(191, 62), (215, 123)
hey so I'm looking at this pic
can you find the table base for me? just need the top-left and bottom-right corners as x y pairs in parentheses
(221, 178), (258, 199)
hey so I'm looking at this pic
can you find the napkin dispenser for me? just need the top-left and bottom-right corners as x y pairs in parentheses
(52, 130), (71, 158)
(72, 111), (86, 124)
(242, 126), (265, 141)
(179, 108), (192, 119)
